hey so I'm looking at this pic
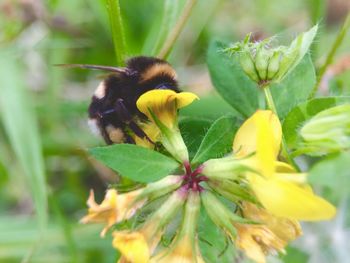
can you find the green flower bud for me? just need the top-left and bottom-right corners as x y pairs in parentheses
(300, 104), (350, 154)
(137, 175), (182, 201)
(239, 51), (260, 82)
(201, 156), (253, 180)
(255, 46), (270, 81)
(267, 50), (281, 80)
(208, 179), (258, 204)
(140, 186), (188, 237)
(148, 108), (189, 162)
(224, 25), (318, 85)
(201, 191), (256, 239)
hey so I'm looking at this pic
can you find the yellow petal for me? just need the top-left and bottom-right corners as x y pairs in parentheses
(80, 189), (146, 237)
(150, 235), (204, 263)
(80, 189), (118, 237)
(241, 202), (302, 243)
(175, 92), (199, 108)
(233, 110), (281, 158)
(113, 231), (150, 263)
(255, 111), (278, 177)
(275, 161), (295, 173)
(235, 224), (284, 263)
(136, 90), (198, 128)
(134, 122), (160, 148)
(249, 175), (336, 221)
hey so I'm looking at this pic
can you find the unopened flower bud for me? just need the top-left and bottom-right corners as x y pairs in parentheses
(255, 47), (270, 80)
(137, 175), (182, 201)
(300, 104), (350, 154)
(267, 50), (281, 80)
(201, 191), (255, 239)
(201, 156), (253, 180)
(239, 51), (260, 82)
(208, 179), (258, 204)
(225, 25), (318, 85)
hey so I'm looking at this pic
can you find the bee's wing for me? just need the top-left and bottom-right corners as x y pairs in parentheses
(54, 63), (132, 74)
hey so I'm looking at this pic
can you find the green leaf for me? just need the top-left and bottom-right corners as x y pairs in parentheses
(198, 207), (236, 263)
(179, 117), (213, 159)
(89, 144), (180, 183)
(0, 50), (47, 233)
(270, 54), (316, 118)
(274, 25), (318, 82)
(283, 96), (350, 148)
(192, 116), (238, 164)
(207, 40), (259, 118)
(207, 41), (316, 120)
(105, 0), (127, 65)
(282, 246), (309, 263)
(308, 151), (350, 198)
(180, 94), (238, 120)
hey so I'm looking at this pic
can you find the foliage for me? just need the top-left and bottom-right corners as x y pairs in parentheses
(0, 0), (350, 262)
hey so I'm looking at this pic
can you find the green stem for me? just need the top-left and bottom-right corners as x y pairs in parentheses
(151, 0), (179, 56)
(158, 0), (197, 59)
(106, 0), (127, 66)
(310, 12), (350, 98)
(263, 87), (301, 171)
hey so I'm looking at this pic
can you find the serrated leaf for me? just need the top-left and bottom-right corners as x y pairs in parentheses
(270, 54), (316, 118)
(308, 151), (350, 198)
(283, 96), (350, 148)
(207, 40), (259, 118)
(89, 144), (180, 183)
(192, 116), (238, 164)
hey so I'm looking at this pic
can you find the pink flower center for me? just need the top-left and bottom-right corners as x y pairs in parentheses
(182, 161), (207, 192)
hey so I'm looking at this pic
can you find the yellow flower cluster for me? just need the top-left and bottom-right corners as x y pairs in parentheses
(81, 89), (336, 263)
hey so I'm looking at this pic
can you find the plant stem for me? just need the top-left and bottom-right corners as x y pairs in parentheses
(158, 0), (197, 59)
(310, 12), (350, 97)
(106, 0), (127, 66)
(263, 87), (301, 171)
(151, 0), (179, 56)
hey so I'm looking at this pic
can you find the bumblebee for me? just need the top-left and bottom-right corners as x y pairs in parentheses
(62, 56), (180, 144)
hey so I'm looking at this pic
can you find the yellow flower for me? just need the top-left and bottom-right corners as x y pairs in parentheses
(242, 202), (302, 242)
(136, 89), (198, 129)
(235, 202), (302, 263)
(150, 234), (204, 263)
(134, 121), (160, 148)
(80, 189), (146, 237)
(112, 231), (150, 263)
(235, 223), (284, 263)
(150, 190), (203, 263)
(233, 110), (336, 221)
(136, 89), (198, 161)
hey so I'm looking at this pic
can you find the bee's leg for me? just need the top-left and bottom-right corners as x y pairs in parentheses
(114, 99), (154, 144)
(125, 134), (135, 144)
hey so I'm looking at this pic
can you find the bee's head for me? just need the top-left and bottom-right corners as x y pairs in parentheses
(126, 56), (179, 92)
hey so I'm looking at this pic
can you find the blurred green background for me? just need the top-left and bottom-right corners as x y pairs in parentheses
(0, 0), (349, 262)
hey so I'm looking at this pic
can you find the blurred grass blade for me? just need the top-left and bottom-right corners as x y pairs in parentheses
(158, 0), (197, 59)
(311, 12), (350, 97)
(105, 0), (127, 65)
(150, 0), (180, 56)
(0, 50), (47, 233)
